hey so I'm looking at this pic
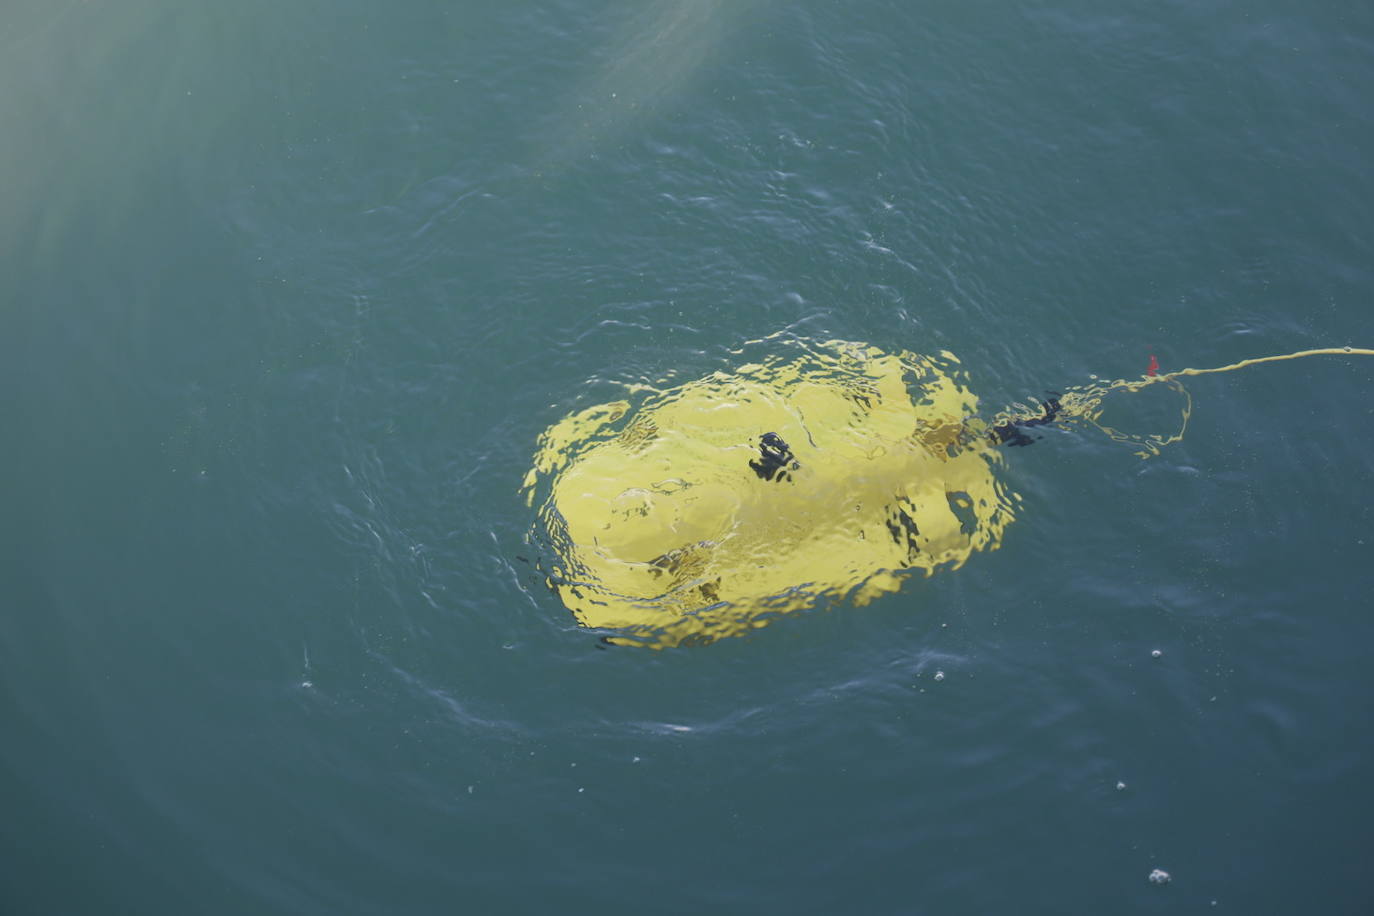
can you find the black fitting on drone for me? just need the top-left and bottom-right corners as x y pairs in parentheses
(989, 395), (1062, 447)
(750, 432), (800, 482)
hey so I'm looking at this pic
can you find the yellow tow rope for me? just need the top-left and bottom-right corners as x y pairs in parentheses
(1002, 347), (1374, 458)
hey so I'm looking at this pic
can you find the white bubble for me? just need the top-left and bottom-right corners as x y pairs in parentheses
(1148, 868), (1171, 885)
(933, 670), (945, 682)
(1151, 649), (1163, 658)
(1116, 781), (1127, 791)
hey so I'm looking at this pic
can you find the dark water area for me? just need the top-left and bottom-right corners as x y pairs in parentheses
(5, 1), (1374, 913)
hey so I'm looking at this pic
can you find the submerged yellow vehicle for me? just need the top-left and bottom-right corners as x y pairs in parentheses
(522, 337), (1371, 648)
(522, 338), (1024, 647)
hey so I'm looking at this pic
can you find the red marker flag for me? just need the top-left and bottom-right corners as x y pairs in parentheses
(1146, 354), (1159, 377)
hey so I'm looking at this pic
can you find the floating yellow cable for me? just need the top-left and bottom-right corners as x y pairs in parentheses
(1033, 346), (1374, 458)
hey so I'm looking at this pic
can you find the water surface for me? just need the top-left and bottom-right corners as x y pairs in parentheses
(4, 1), (1374, 913)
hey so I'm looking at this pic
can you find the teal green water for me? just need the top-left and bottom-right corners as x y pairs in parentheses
(5, 1), (1374, 912)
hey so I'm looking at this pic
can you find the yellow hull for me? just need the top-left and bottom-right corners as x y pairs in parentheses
(522, 338), (1016, 647)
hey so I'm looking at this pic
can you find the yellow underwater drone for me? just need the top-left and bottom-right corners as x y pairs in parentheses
(521, 338), (1373, 648)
